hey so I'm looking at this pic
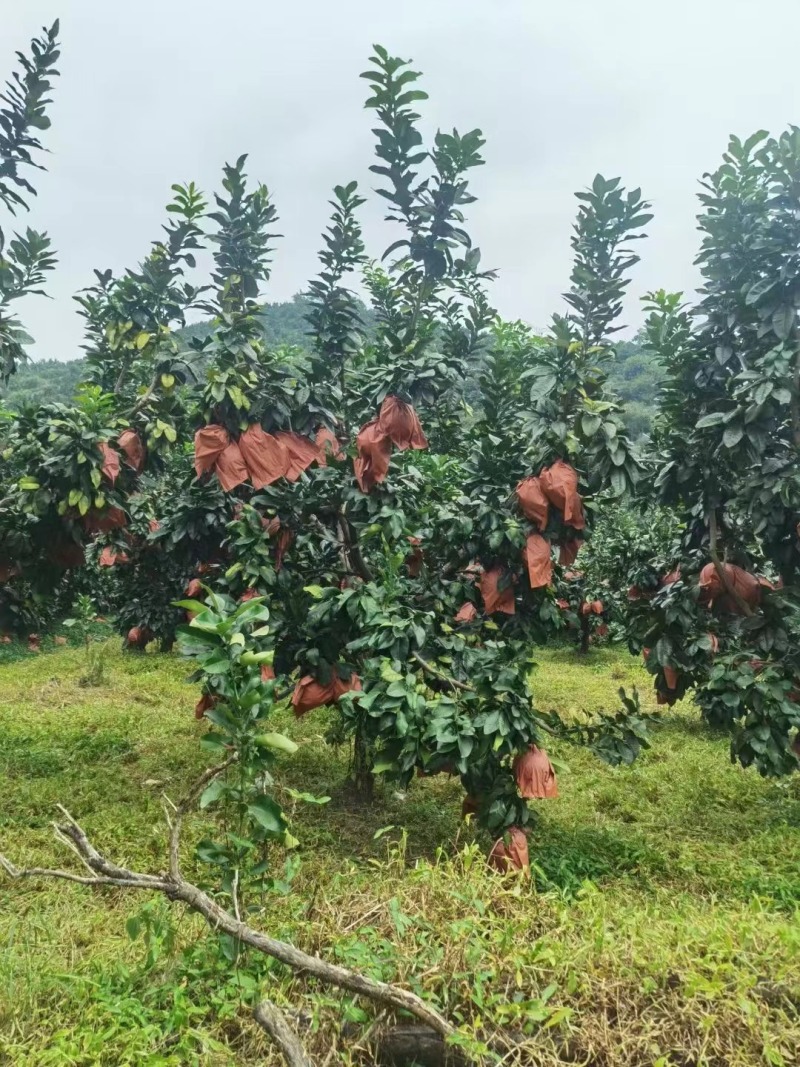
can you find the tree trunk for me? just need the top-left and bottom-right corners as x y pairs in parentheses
(578, 613), (591, 654)
(352, 721), (374, 804)
(368, 1024), (471, 1066)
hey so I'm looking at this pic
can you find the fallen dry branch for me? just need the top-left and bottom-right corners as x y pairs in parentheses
(0, 767), (474, 1066)
(253, 998), (313, 1067)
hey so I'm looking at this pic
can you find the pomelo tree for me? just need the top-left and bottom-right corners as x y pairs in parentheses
(0, 37), (656, 863)
(629, 130), (800, 774)
(0, 19), (59, 382)
(167, 53), (655, 855)
(0, 25), (665, 1062)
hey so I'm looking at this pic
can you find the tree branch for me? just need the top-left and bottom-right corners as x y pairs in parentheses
(0, 853), (167, 890)
(309, 512), (350, 576)
(167, 754), (238, 878)
(253, 999), (313, 1067)
(130, 370), (160, 416)
(113, 353), (132, 395)
(0, 783), (466, 1059)
(412, 652), (473, 693)
(337, 508), (374, 582)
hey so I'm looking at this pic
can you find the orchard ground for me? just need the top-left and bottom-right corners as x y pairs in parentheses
(0, 637), (798, 1066)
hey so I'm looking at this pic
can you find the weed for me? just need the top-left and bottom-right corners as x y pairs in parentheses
(63, 595), (109, 687)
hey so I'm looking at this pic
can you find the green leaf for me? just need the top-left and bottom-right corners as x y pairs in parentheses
(247, 795), (287, 834)
(380, 661), (403, 683)
(610, 467), (626, 495)
(232, 600), (270, 626)
(581, 413), (601, 437)
(173, 599), (208, 615)
(372, 759), (396, 774)
(695, 411), (728, 429)
(722, 424), (743, 449)
(176, 627), (220, 652)
(200, 651), (230, 674)
(199, 778), (226, 809)
(285, 788), (331, 805)
(482, 711), (501, 734)
(200, 732), (228, 752)
(240, 650), (274, 666)
(186, 609), (224, 634)
(654, 635), (672, 665)
(772, 306), (795, 341)
(531, 374), (556, 396)
(745, 277), (777, 305)
(254, 733), (298, 755)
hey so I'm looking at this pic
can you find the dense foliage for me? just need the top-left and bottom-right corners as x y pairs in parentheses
(0, 20), (60, 384)
(577, 497), (681, 639)
(606, 335), (663, 439)
(0, 29), (658, 871)
(0, 356), (84, 408)
(5, 21), (800, 1067)
(6, 19), (796, 890)
(630, 131), (800, 775)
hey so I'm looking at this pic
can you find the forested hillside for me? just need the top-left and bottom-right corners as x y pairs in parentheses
(2, 296), (662, 436)
(1, 357), (86, 408)
(0, 296), (320, 409)
(180, 292), (319, 348)
(606, 333), (664, 438)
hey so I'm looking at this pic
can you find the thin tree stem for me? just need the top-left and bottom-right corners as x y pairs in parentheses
(708, 509), (754, 617)
(412, 652), (473, 693)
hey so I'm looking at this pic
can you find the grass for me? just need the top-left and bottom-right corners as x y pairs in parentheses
(0, 638), (798, 1065)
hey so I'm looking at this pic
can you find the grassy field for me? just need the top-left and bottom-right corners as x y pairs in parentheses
(0, 637), (798, 1066)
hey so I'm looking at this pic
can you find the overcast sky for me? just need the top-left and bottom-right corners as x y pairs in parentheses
(5, 0), (800, 360)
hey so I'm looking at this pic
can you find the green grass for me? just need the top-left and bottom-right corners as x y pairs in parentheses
(0, 639), (799, 1065)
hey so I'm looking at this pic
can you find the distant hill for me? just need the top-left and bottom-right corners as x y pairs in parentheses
(1, 358), (87, 409)
(1, 300), (663, 437)
(0, 296), (320, 410)
(181, 293), (317, 349)
(606, 334), (664, 440)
